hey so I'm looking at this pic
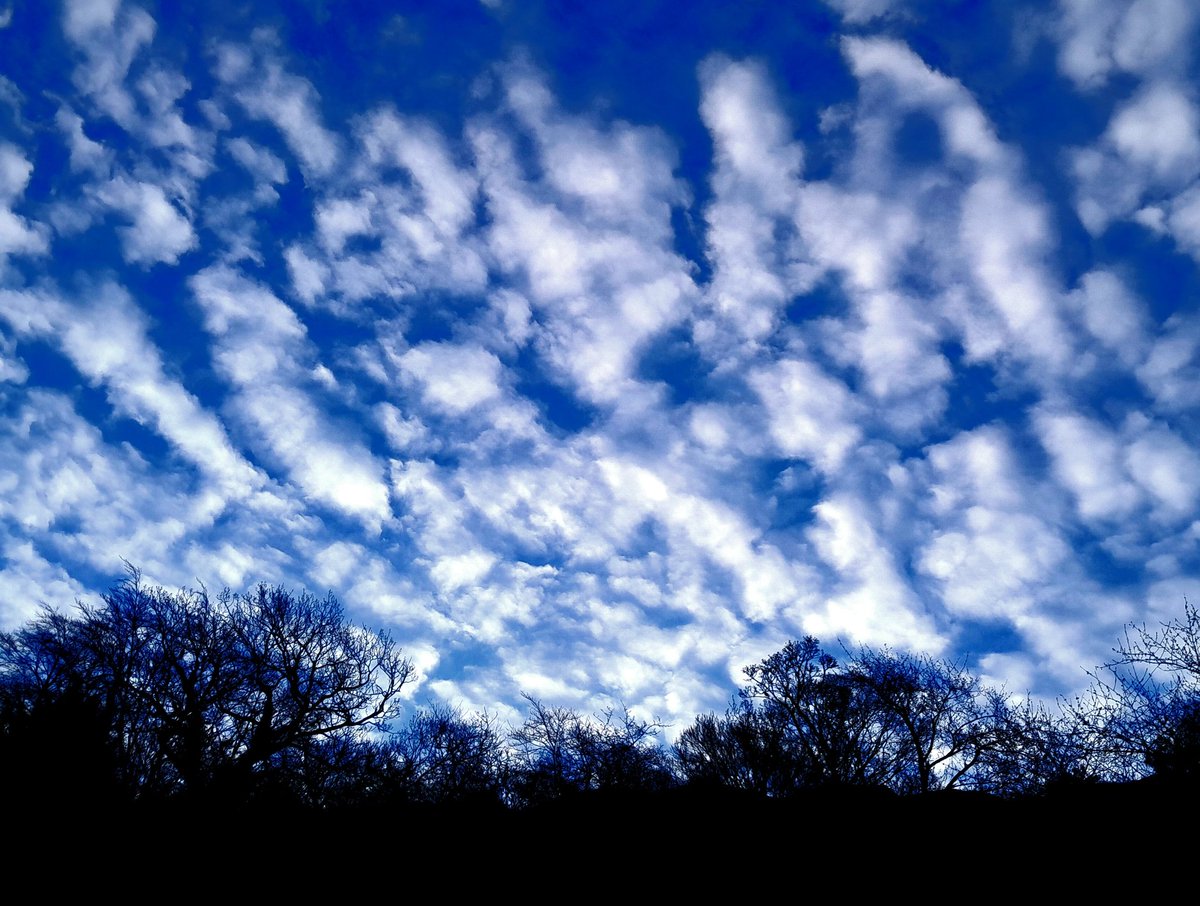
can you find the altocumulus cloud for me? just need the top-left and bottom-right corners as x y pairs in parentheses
(0, 0), (1197, 733)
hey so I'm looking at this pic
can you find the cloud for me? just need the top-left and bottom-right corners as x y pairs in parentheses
(62, 0), (155, 129)
(828, 37), (1079, 381)
(1033, 407), (1141, 522)
(1124, 421), (1200, 519)
(0, 144), (50, 263)
(357, 109), (479, 237)
(1164, 183), (1200, 260)
(215, 36), (341, 180)
(697, 55), (809, 345)
(226, 137), (287, 187)
(1107, 85), (1200, 185)
(0, 143), (33, 202)
(471, 62), (696, 406)
(95, 176), (196, 265)
(1064, 270), (1150, 368)
(916, 426), (1072, 622)
(5, 10), (1199, 725)
(1137, 312), (1200, 410)
(278, 107), (487, 308)
(820, 0), (900, 25)
(749, 358), (863, 472)
(55, 107), (112, 176)
(1055, 0), (1197, 88)
(0, 390), (207, 573)
(189, 266), (392, 530)
(398, 342), (504, 415)
(1058, 4), (1200, 256)
(0, 537), (88, 629)
(0, 281), (262, 501)
(807, 493), (944, 652)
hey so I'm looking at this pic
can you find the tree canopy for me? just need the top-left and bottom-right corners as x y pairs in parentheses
(0, 570), (412, 806)
(2, 573), (1197, 816)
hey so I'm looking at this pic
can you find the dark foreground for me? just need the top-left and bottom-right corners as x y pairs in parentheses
(10, 779), (1194, 895)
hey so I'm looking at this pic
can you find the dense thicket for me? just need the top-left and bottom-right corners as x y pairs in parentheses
(2, 573), (1198, 817)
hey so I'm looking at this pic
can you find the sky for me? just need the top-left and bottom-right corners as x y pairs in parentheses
(1, 0), (1198, 733)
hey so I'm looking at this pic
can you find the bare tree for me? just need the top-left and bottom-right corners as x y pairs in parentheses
(392, 703), (508, 805)
(739, 637), (908, 789)
(848, 646), (1011, 794)
(1070, 600), (1200, 782)
(673, 698), (808, 796)
(0, 569), (414, 804)
(508, 694), (673, 805)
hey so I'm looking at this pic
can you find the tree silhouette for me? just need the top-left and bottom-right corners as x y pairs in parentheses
(391, 703), (509, 806)
(0, 569), (413, 806)
(1071, 600), (1200, 783)
(848, 646), (1011, 794)
(507, 694), (673, 805)
(673, 697), (809, 796)
(738, 637), (908, 790)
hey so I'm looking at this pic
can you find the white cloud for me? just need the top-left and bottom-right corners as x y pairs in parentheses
(0, 282), (263, 501)
(697, 55), (809, 344)
(0, 332), (27, 385)
(0, 207), (49, 262)
(190, 266), (391, 529)
(96, 176), (195, 265)
(821, 0), (898, 23)
(471, 65), (696, 405)
(226, 136), (287, 186)
(1065, 270), (1150, 367)
(0, 538), (88, 629)
(1125, 423), (1200, 518)
(55, 107), (112, 176)
(919, 428), (1069, 602)
(960, 176), (1073, 371)
(0, 143), (32, 202)
(1055, 0), (1197, 88)
(1137, 313), (1200, 410)
(216, 37), (341, 180)
(0, 390), (224, 577)
(807, 493), (944, 652)
(1166, 184), (1200, 260)
(699, 56), (803, 200)
(1033, 407), (1141, 522)
(278, 108), (488, 308)
(796, 186), (917, 294)
(0, 144), (49, 263)
(62, 0), (156, 131)
(1066, 65), (1200, 245)
(398, 342), (504, 415)
(749, 358), (863, 472)
(1107, 84), (1200, 186)
(358, 109), (479, 236)
(315, 196), (374, 254)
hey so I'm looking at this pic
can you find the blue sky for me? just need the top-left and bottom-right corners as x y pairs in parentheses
(1, 0), (1199, 732)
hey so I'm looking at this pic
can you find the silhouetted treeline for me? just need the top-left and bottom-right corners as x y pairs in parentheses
(2, 571), (1198, 823)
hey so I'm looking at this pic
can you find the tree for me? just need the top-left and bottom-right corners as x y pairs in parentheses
(1071, 600), (1200, 783)
(507, 694), (674, 806)
(0, 570), (414, 806)
(738, 637), (908, 790)
(973, 699), (1106, 796)
(848, 646), (1011, 794)
(681, 637), (1019, 797)
(390, 703), (509, 805)
(673, 697), (809, 796)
